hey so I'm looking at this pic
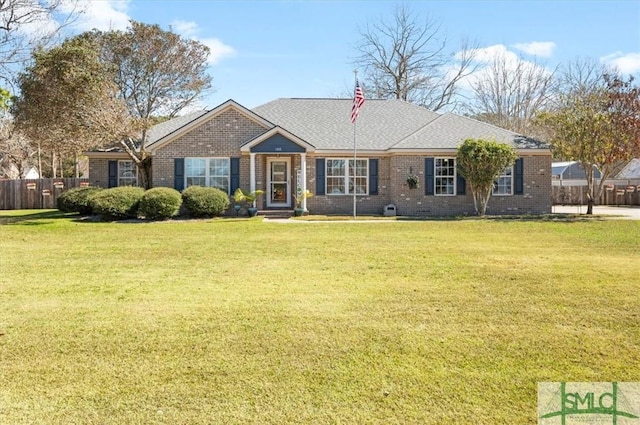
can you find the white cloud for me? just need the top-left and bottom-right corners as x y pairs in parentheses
(170, 20), (236, 64)
(69, 0), (131, 31)
(467, 44), (520, 65)
(452, 44), (552, 93)
(200, 38), (236, 64)
(171, 20), (199, 37)
(600, 52), (640, 74)
(512, 41), (556, 58)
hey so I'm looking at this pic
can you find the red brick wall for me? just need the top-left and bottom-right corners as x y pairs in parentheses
(89, 108), (552, 216)
(152, 109), (268, 189)
(306, 153), (551, 216)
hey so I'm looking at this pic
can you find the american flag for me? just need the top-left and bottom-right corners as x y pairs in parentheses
(350, 80), (365, 123)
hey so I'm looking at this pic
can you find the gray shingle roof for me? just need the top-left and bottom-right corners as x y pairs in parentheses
(138, 98), (548, 153)
(252, 98), (440, 150)
(616, 159), (640, 179)
(253, 98), (547, 151)
(393, 113), (547, 150)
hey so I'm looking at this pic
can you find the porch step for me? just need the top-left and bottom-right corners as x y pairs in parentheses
(258, 209), (294, 219)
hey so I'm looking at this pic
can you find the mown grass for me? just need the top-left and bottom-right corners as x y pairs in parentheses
(1, 210), (639, 424)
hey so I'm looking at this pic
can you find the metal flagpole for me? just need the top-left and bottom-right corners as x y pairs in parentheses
(353, 118), (357, 219)
(352, 70), (357, 220)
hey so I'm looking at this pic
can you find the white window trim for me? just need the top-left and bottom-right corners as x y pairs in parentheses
(325, 158), (369, 196)
(185, 157), (231, 194)
(434, 157), (456, 196)
(118, 160), (138, 187)
(493, 166), (514, 196)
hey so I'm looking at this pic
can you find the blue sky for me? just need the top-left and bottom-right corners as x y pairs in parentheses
(69, 0), (640, 109)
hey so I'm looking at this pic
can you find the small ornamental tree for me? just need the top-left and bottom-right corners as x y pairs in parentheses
(537, 70), (640, 214)
(456, 138), (517, 216)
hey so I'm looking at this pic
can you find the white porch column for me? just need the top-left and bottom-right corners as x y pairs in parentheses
(250, 153), (256, 206)
(301, 153), (307, 211)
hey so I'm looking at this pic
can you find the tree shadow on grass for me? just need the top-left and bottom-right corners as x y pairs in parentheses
(486, 213), (614, 223)
(1, 210), (619, 225)
(0, 210), (74, 225)
(396, 213), (613, 223)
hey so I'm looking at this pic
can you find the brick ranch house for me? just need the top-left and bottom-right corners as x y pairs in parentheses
(86, 98), (552, 216)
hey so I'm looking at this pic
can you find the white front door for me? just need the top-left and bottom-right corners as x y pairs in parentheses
(267, 158), (291, 208)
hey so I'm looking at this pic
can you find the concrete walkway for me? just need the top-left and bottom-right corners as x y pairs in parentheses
(553, 205), (640, 219)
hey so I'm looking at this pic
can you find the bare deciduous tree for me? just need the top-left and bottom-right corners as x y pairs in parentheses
(12, 36), (136, 178)
(13, 21), (211, 186)
(0, 122), (36, 178)
(557, 57), (606, 97)
(354, 5), (477, 111)
(0, 86), (36, 178)
(0, 0), (83, 85)
(88, 21), (213, 187)
(466, 51), (556, 135)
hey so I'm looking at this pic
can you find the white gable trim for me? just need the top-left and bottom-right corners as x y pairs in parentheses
(148, 99), (275, 153)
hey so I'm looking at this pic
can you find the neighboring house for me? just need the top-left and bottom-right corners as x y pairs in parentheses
(0, 163), (39, 179)
(615, 158), (640, 180)
(552, 159), (640, 184)
(86, 98), (552, 216)
(552, 161), (602, 181)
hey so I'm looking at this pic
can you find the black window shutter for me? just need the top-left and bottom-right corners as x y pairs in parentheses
(457, 174), (466, 195)
(514, 158), (524, 195)
(174, 158), (185, 191)
(316, 158), (325, 195)
(108, 160), (118, 188)
(369, 159), (378, 195)
(230, 157), (240, 194)
(425, 157), (434, 196)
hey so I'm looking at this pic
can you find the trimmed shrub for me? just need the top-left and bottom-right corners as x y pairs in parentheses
(181, 186), (230, 217)
(90, 186), (145, 221)
(57, 187), (103, 215)
(139, 187), (182, 220)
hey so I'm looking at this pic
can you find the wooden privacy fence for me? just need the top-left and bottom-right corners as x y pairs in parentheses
(0, 178), (91, 210)
(552, 180), (640, 206)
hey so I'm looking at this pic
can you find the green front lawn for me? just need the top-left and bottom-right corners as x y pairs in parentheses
(1, 211), (638, 424)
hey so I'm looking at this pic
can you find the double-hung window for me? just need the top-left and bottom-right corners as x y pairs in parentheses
(326, 158), (368, 195)
(493, 166), (513, 196)
(185, 158), (230, 193)
(208, 158), (230, 191)
(118, 160), (138, 186)
(435, 158), (455, 195)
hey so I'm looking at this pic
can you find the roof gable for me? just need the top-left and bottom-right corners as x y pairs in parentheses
(241, 126), (315, 153)
(146, 110), (208, 146)
(147, 99), (274, 152)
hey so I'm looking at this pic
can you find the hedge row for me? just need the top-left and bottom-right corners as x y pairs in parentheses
(57, 186), (230, 221)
